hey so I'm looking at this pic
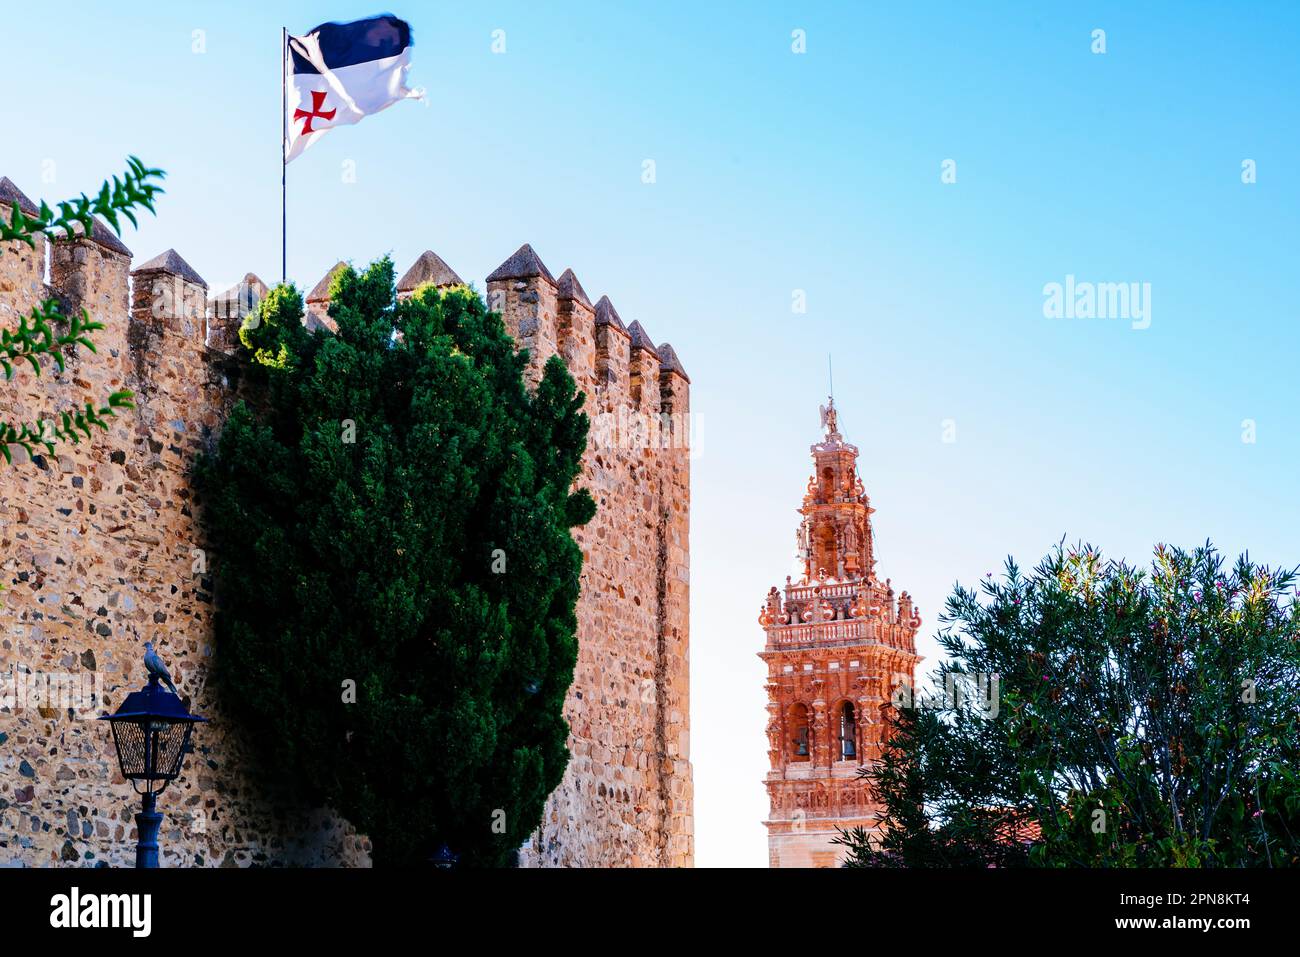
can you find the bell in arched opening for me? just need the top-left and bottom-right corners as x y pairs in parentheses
(789, 703), (811, 759)
(838, 701), (857, 761)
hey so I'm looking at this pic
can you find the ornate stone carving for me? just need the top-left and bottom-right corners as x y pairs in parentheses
(758, 399), (921, 867)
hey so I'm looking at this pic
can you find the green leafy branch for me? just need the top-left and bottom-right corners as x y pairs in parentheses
(1, 390), (134, 465)
(0, 159), (163, 465)
(2, 299), (105, 379)
(0, 156), (165, 251)
(0, 297), (135, 464)
(0, 308), (136, 461)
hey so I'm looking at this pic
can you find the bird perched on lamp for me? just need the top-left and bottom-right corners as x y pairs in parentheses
(143, 641), (179, 696)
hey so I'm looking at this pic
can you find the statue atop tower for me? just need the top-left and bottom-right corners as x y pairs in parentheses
(819, 398), (839, 440)
(758, 399), (922, 867)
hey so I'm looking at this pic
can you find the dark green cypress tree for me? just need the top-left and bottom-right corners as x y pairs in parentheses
(196, 258), (595, 866)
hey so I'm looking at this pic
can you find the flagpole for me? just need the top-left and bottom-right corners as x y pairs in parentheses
(281, 26), (287, 284)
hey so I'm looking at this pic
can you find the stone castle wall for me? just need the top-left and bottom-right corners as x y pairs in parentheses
(0, 185), (692, 867)
(487, 251), (692, 868)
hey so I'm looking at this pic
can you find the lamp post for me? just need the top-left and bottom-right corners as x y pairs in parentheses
(100, 674), (206, 868)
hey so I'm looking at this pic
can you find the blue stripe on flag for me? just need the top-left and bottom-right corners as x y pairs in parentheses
(289, 14), (411, 75)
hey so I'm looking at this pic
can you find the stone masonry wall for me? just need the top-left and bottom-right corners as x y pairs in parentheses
(488, 248), (692, 868)
(0, 194), (691, 867)
(0, 202), (372, 867)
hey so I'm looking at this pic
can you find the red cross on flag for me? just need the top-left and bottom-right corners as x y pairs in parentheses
(284, 14), (423, 164)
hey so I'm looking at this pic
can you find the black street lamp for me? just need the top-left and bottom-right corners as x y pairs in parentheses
(100, 672), (206, 868)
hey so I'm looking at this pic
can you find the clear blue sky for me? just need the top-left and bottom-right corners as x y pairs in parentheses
(6, 1), (1297, 868)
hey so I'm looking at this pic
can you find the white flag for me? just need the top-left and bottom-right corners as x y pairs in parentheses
(284, 14), (423, 164)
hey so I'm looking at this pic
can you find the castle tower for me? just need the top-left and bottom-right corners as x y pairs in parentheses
(487, 244), (693, 868)
(759, 398), (921, 868)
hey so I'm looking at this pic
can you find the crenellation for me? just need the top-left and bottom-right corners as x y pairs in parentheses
(132, 249), (208, 338)
(305, 261), (346, 332)
(49, 228), (132, 366)
(0, 178), (44, 309)
(206, 273), (268, 353)
(0, 176), (38, 217)
(486, 243), (558, 389)
(396, 249), (462, 300)
(592, 295), (631, 411)
(555, 268), (596, 394)
(127, 250), (229, 504)
(625, 320), (661, 417)
(656, 342), (690, 416)
(129, 251), (208, 393)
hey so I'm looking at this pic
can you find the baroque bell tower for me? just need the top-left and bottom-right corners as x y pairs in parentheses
(758, 399), (922, 867)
